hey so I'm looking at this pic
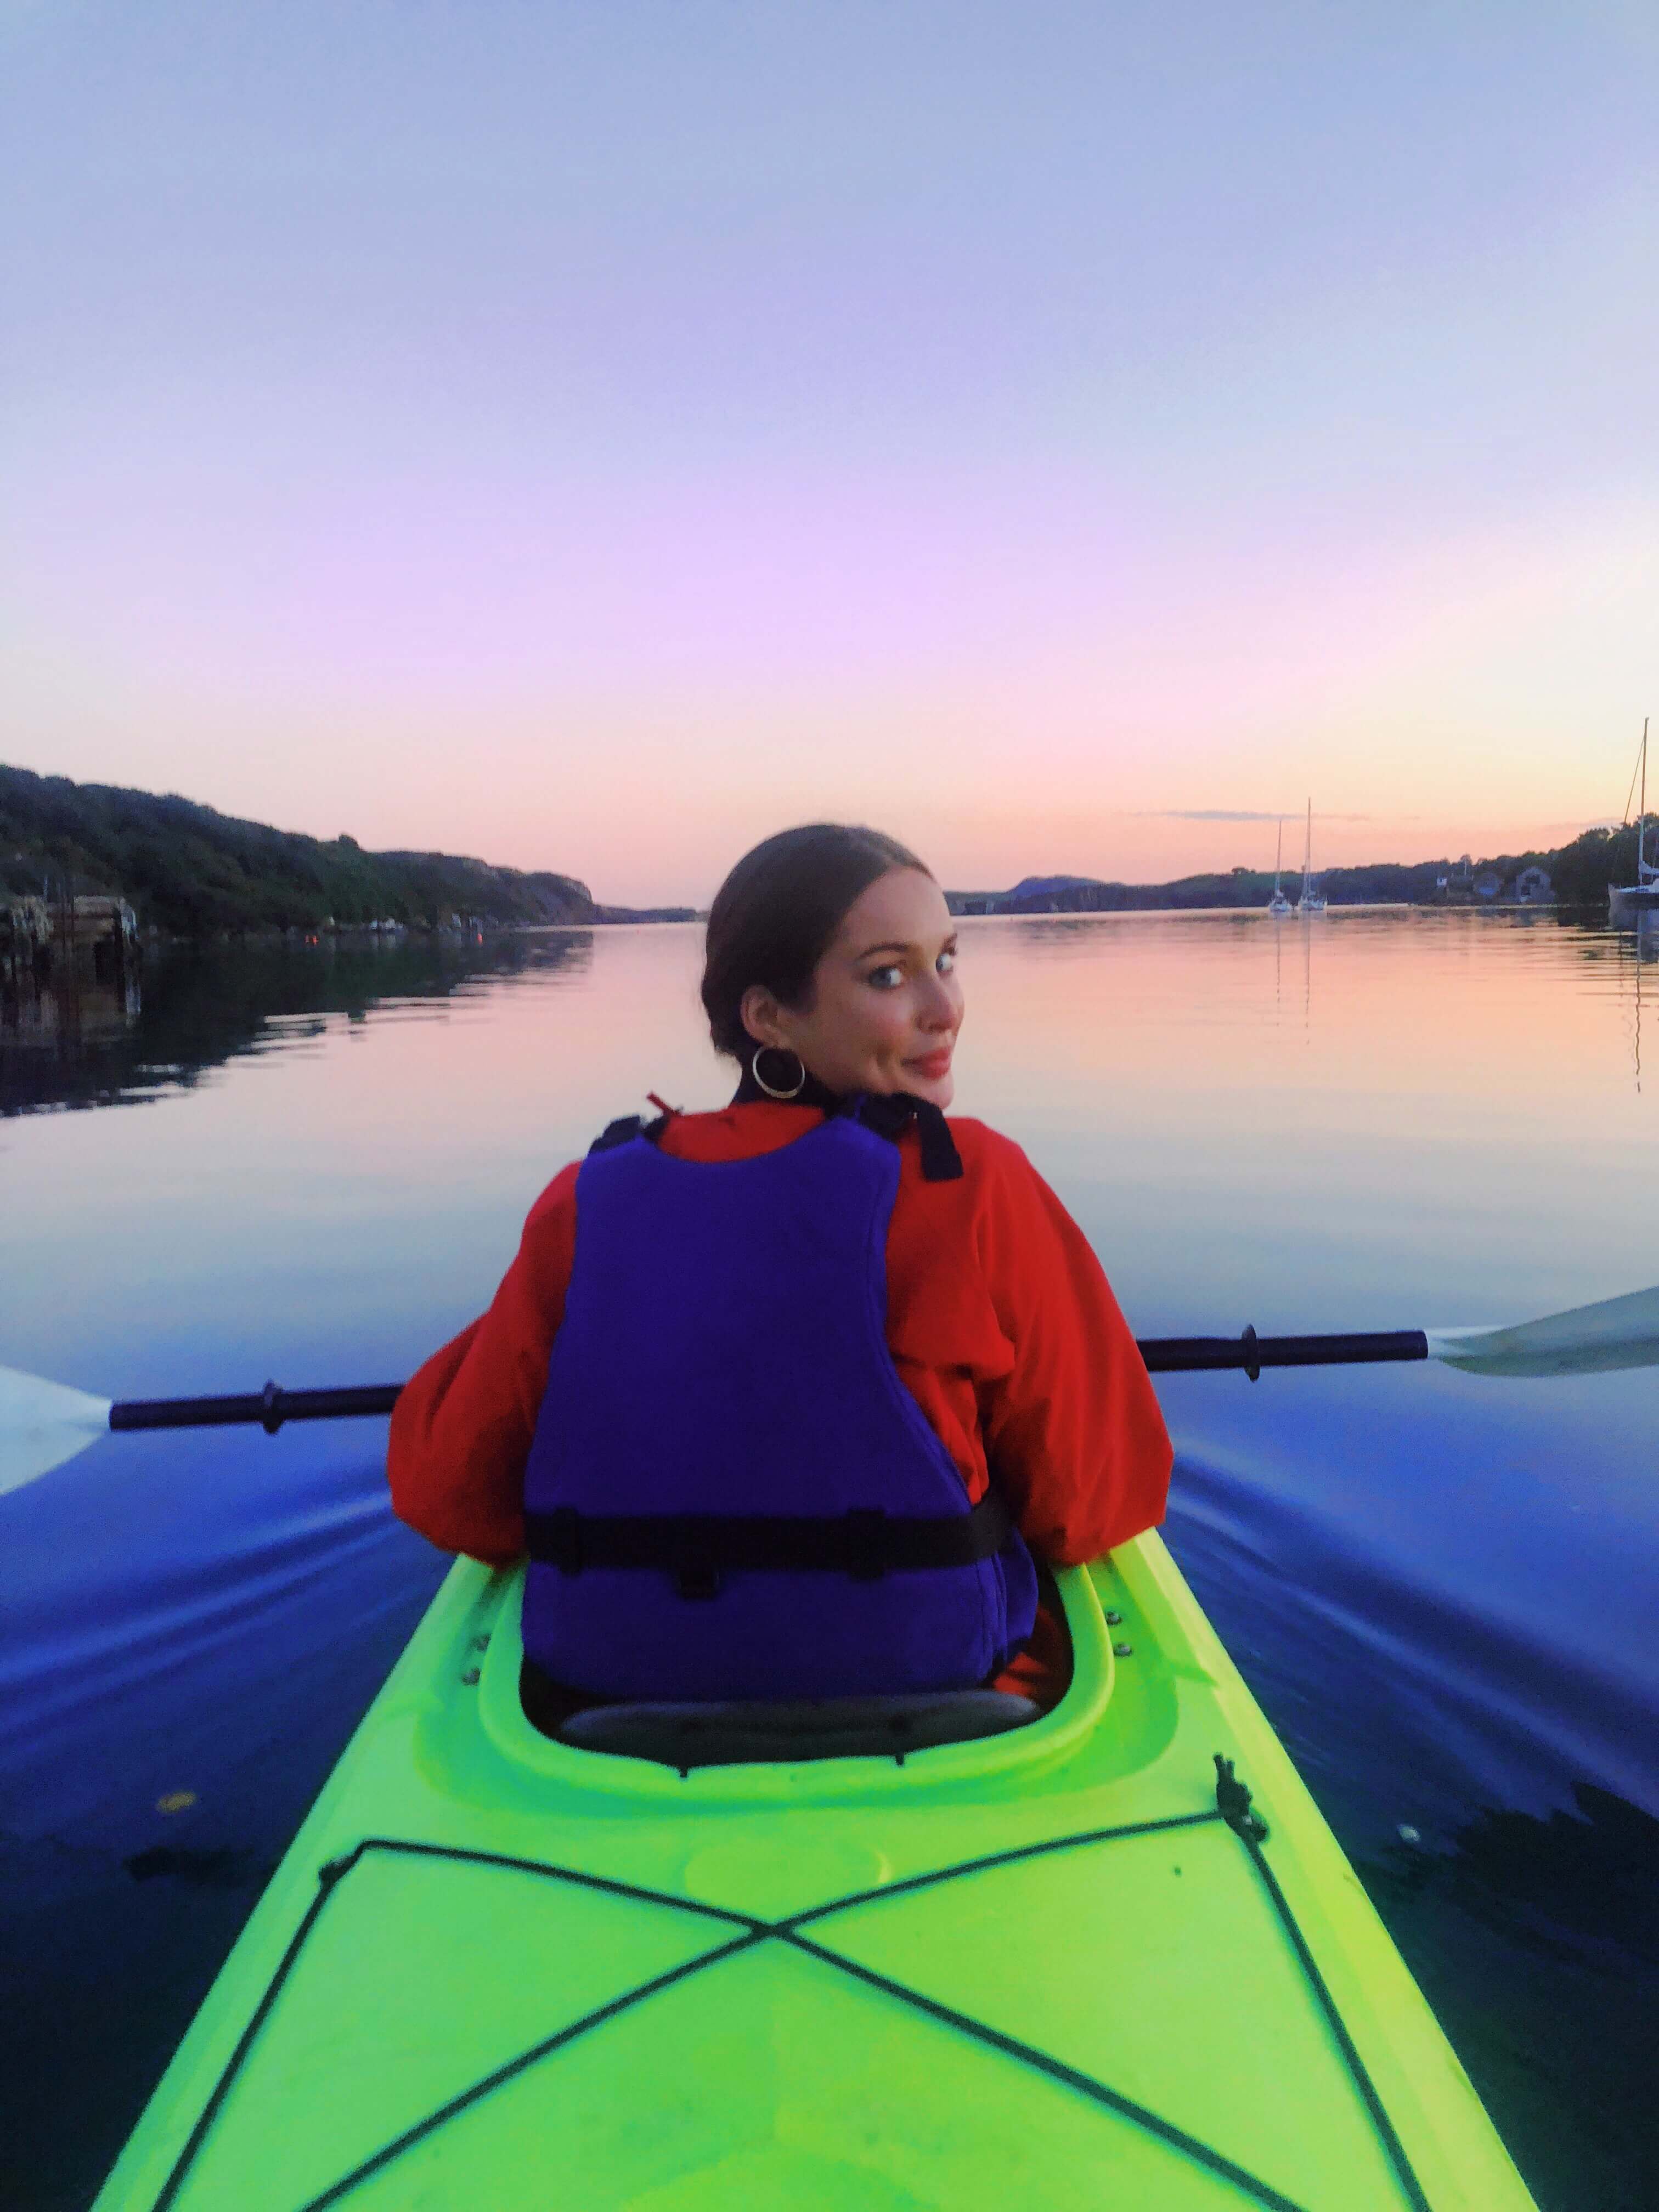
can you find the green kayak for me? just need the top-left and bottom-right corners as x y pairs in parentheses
(93, 1534), (1538, 2211)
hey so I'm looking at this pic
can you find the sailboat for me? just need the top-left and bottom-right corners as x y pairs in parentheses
(1296, 799), (1327, 915)
(1609, 718), (1659, 924)
(1267, 819), (1293, 916)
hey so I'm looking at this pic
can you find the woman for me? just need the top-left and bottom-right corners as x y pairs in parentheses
(389, 824), (1171, 1718)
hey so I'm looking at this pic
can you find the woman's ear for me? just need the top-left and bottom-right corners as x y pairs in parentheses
(739, 984), (792, 1049)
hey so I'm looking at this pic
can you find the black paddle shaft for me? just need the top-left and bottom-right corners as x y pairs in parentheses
(108, 1381), (405, 1435)
(1137, 1327), (1429, 1380)
(104, 1329), (1431, 1434)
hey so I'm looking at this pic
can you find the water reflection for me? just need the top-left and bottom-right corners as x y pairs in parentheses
(981, 902), (1659, 1118)
(0, 931), (594, 1116)
(1, 973), (141, 1047)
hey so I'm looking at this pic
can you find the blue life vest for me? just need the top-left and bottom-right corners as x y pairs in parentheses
(520, 1103), (1038, 1701)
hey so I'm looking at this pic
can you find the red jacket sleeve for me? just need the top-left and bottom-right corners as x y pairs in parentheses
(387, 1163), (579, 1563)
(973, 1136), (1172, 1563)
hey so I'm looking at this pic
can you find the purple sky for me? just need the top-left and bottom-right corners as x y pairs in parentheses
(4, 3), (1656, 901)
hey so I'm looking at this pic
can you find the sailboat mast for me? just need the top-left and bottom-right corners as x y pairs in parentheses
(1610, 721), (1656, 918)
(1642, 718), (1650, 879)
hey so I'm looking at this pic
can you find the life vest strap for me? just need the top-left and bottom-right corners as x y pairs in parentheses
(526, 1489), (1013, 1598)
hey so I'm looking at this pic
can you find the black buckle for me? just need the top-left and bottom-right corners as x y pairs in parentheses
(844, 1507), (888, 1582)
(545, 1506), (584, 1576)
(674, 1521), (722, 1601)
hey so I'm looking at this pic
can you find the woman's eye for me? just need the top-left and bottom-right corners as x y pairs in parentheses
(936, 949), (956, 976)
(867, 964), (904, 990)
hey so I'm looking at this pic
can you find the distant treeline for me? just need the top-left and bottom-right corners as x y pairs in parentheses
(4, 760), (1649, 936)
(949, 822), (1651, 916)
(1547, 822), (1654, 904)
(2, 765), (614, 935)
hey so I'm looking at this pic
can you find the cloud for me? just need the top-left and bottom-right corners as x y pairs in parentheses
(1137, 808), (1378, 823)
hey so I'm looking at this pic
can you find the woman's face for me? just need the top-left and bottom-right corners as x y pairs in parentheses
(742, 867), (964, 1107)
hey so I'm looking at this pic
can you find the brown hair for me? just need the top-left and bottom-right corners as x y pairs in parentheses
(701, 823), (932, 1059)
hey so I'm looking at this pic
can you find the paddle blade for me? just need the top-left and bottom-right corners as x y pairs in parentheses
(1426, 1283), (1659, 1377)
(0, 1367), (113, 1496)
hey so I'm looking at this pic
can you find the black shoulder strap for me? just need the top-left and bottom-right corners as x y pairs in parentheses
(587, 1115), (644, 1155)
(586, 1110), (673, 1156)
(837, 1092), (963, 1182)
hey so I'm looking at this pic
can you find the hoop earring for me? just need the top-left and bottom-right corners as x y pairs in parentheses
(751, 1045), (807, 1100)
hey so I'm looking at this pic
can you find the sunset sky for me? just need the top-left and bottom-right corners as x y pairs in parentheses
(4, 3), (1656, 904)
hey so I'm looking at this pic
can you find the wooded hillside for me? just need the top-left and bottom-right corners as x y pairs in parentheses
(1, 765), (596, 935)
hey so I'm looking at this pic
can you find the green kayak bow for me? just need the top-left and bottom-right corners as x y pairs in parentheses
(92, 1535), (1537, 2212)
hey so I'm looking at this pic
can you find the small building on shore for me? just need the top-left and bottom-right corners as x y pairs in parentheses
(60, 895), (141, 984)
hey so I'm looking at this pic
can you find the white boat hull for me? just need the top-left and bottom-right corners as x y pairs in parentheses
(1609, 884), (1659, 925)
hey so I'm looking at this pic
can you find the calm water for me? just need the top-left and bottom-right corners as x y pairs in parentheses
(4, 910), (1657, 2210)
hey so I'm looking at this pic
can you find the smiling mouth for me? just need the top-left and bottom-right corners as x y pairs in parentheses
(907, 1048), (953, 1076)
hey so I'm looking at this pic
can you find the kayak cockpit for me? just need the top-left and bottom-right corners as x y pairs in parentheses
(556, 1687), (1045, 1770)
(468, 1556), (1121, 1798)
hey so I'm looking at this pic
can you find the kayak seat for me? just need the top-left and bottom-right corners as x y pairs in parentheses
(555, 1689), (1044, 1770)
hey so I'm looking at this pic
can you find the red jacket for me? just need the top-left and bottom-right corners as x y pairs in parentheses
(389, 1102), (1172, 1700)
